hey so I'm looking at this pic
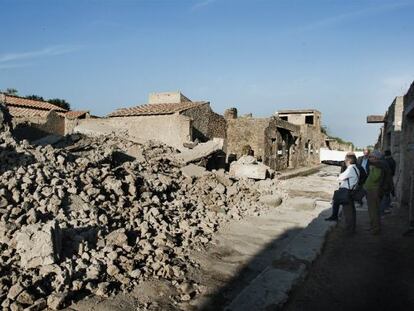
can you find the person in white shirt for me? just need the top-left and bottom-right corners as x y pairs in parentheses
(325, 154), (360, 227)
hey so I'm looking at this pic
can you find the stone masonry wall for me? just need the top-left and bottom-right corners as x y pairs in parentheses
(181, 104), (226, 142)
(400, 83), (414, 209)
(75, 114), (192, 150)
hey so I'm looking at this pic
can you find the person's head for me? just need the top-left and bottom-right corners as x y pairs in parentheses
(345, 154), (357, 167)
(369, 150), (382, 164)
(384, 150), (392, 157)
(363, 148), (371, 158)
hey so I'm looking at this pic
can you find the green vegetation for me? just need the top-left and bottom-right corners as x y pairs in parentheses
(321, 125), (355, 148)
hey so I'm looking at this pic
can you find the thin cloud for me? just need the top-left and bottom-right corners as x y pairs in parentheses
(289, 1), (414, 34)
(191, 0), (216, 11)
(0, 45), (81, 63)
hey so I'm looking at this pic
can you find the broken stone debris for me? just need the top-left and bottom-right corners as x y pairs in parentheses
(174, 138), (224, 164)
(229, 155), (272, 180)
(0, 128), (282, 310)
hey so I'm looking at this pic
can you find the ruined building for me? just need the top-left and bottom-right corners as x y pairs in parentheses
(277, 109), (323, 167)
(225, 108), (300, 171)
(76, 91), (226, 150)
(367, 82), (414, 223)
(0, 93), (90, 140)
(225, 108), (324, 171)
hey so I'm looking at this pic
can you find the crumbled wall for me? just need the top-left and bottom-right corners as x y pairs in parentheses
(13, 111), (65, 141)
(75, 114), (192, 150)
(182, 104), (226, 142)
(226, 116), (300, 171)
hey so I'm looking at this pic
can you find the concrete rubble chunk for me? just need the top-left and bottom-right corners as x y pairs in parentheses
(229, 156), (270, 180)
(180, 164), (206, 178)
(175, 138), (224, 164)
(16, 221), (62, 269)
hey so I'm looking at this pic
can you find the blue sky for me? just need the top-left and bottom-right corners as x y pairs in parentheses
(1, 0), (414, 147)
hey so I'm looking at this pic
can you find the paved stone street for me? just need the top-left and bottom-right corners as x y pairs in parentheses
(187, 165), (339, 311)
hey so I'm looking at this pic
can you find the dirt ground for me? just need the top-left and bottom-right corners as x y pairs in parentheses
(283, 203), (414, 311)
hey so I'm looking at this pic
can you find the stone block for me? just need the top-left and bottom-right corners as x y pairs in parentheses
(16, 221), (62, 269)
(180, 164), (206, 179)
(229, 162), (268, 180)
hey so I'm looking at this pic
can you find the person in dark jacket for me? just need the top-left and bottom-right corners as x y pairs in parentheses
(357, 148), (370, 174)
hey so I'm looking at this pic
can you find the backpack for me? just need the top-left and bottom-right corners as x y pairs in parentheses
(347, 166), (365, 202)
(356, 164), (367, 186)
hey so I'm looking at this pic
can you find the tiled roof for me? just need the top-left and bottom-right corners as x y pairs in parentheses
(2, 94), (68, 112)
(107, 101), (208, 117)
(65, 110), (89, 119)
(7, 106), (51, 118)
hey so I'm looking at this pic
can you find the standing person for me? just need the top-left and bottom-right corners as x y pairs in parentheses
(364, 150), (383, 235)
(357, 148), (371, 175)
(325, 154), (360, 232)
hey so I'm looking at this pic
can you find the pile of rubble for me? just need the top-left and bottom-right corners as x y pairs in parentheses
(0, 123), (282, 310)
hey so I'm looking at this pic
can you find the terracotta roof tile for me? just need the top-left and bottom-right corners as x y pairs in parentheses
(108, 101), (208, 117)
(65, 110), (89, 119)
(8, 106), (65, 118)
(2, 94), (68, 112)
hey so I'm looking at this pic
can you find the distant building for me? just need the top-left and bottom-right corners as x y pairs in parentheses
(225, 108), (300, 170)
(76, 91), (226, 150)
(276, 109), (323, 167)
(0, 93), (89, 140)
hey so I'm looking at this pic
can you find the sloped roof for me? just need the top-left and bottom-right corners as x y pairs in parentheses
(107, 101), (208, 117)
(65, 110), (89, 119)
(7, 106), (52, 118)
(1, 93), (68, 112)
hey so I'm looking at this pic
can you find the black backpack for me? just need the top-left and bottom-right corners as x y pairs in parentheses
(347, 166), (365, 202)
(355, 164), (367, 186)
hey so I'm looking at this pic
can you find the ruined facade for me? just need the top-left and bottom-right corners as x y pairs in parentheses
(76, 92), (226, 150)
(225, 108), (303, 171)
(368, 82), (414, 222)
(277, 109), (323, 166)
(0, 93), (90, 139)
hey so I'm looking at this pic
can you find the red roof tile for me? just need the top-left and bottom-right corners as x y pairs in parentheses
(2, 94), (68, 112)
(65, 110), (89, 119)
(107, 101), (207, 117)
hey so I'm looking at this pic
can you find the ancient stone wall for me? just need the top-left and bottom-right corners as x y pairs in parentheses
(181, 104), (226, 142)
(226, 116), (300, 171)
(400, 83), (414, 209)
(75, 114), (192, 150)
(13, 111), (65, 141)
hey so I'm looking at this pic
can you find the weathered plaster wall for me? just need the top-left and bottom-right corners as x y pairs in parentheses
(75, 114), (192, 150)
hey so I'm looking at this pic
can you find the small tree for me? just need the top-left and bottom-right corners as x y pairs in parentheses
(26, 95), (45, 101)
(48, 98), (71, 111)
(4, 88), (18, 96)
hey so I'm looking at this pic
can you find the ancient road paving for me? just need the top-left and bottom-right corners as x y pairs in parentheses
(188, 165), (340, 311)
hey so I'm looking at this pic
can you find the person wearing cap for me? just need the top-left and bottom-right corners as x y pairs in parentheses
(364, 150), (384, 235)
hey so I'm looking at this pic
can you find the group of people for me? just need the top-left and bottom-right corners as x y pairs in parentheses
(325, 148), (396, 235)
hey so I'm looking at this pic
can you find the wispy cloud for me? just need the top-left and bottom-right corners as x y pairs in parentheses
(191, 0), (216, 11)
(289, 1), (414, 34)
(0, 45), (81, 66)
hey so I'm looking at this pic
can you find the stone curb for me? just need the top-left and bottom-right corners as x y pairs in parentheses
(277, 164), (325, 180)
(225, 206), (336, 311)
